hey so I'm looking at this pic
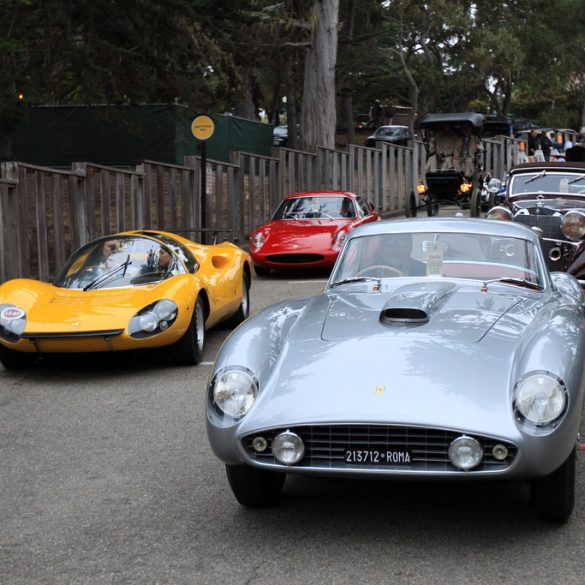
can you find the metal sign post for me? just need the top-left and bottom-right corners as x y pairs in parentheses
(191, 115), (215, 243)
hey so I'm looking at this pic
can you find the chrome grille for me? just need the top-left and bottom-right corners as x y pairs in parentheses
(243, 425), (517, 472)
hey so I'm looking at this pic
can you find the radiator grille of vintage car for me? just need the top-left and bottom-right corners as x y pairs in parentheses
(242, 425), (518, 472)
(513, 213), (566, 270)
(266, 254), (324, 264)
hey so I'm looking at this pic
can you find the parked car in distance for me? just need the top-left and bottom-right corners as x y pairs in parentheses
(486, 161), (585, 285)
(0, 230), (251, 369)
(208, 218), (585, 523)
(366, 125), (412, 147)
(248, 190), (379, 276)
(273, 125), (288, 147)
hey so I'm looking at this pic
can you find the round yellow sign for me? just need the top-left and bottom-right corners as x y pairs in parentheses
(191, 115), (215, 141)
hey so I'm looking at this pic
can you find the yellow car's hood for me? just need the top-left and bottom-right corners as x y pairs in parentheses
(0, 277), (194, 334)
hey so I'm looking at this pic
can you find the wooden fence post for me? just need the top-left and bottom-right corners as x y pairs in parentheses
(70, 163), (89, 249)
(0, 163), (19, 282)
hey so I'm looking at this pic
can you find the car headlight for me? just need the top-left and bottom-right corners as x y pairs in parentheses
(128, 299), (178, 338)
(487, 206), (513, 221)
(332, 229), (349, 251)
(0, 304), (27, 343)
(250, 231), (267, 252)
(514, 372), (567, 428)
(416, 182), (427, 194)
(561, 211), (585, 241)
(459, 181), (472, 193)
(487, 178), (502, 193)
(210, 367), (258, 419)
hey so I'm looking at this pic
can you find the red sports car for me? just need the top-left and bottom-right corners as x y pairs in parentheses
(249, 190), (380, 275)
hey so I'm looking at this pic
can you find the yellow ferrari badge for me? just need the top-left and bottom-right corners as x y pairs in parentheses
(375, 386), (385, 395)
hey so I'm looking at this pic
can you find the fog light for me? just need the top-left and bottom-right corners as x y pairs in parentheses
(492, 444), (509, 461)
(448, 435), (483, 470)
(272, 431), (304, 465)
(252, 436), (268, 452)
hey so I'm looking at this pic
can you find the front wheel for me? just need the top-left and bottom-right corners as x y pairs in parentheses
(0, 344), (36, 370)
(469, 186), (481, 217)
(225, 464), (286, 508)
(170, 296), (206, 365)
(404, 191), (417, 218)
(253, 264), (270, 277)
(224, 274), (250, 328)
(530, 446), (575, 523)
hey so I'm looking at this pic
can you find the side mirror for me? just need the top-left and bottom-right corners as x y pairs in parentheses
(550, 272), (584, 304)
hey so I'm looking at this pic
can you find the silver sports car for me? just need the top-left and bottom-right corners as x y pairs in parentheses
(206, 218), (585, 522)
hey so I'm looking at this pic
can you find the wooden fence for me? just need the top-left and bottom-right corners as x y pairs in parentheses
(0, 135), (521, 283)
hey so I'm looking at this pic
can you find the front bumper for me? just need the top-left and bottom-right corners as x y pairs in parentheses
(251, 249), (339, 270)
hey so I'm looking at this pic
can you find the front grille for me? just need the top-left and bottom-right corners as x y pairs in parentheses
(513, 214), (567, 270)
(514, 213), (562, 239)
(266, 254), (324, 264)
(243, 425), (517, 472)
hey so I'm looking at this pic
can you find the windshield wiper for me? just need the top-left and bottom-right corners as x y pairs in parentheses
(568, 174), (585, 184)
(482, 277), (543, 292)
(524, 170), (547, 185)
(330, 276), (382, 288)
(84, 255), (132, 291)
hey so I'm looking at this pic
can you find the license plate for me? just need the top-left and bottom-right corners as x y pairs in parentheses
(344, 448), (412, 465)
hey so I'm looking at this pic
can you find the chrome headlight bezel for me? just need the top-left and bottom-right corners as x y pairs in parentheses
(0, 304), (27, 343)
(487, 178), (502, 193)
(513, 371), (568, 432)
(209, 366), (258, 421)
(128, 299), (178, 338)
(487, 206), (513, 221)
(561, 210), (585, 242)
(250, 231), (267, 253)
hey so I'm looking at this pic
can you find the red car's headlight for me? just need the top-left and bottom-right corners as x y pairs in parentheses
(250, 231), (267, 252)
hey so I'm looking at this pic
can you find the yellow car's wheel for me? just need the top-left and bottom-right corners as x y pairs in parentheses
(0, 345), (35, 370)
(171, 296), (206, 366)
(225, 274), (250, 328)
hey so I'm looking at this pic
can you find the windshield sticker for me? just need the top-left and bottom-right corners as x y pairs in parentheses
(425, 241), (444, 277)
(560, 178), (569, 193)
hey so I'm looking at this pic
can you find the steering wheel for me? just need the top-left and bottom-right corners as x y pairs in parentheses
(356, 265), (405, 278)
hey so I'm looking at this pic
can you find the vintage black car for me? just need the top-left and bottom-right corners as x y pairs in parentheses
(407, 112), (485, 217)
(486, 161), (585, 285)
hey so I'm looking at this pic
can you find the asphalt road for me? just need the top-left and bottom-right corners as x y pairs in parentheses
(2, 224), (585, 585)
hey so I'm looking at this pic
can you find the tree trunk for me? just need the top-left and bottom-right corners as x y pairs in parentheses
(342, 0), (356, 146)
(301, 0), (339, 151)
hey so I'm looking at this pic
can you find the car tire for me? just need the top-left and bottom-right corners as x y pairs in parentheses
(225, 464), (286, 508)
(170, 295), (206, 365)
(404, 192), (417, 218)
(530, 446), (575, 523)
(0, 345), (35, 370)
(253, 264), (270, 277)
(224, 274), (250, 329)
(470, 186), (481, 217)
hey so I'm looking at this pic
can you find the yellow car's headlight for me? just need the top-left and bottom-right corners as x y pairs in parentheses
(128, 299), (178, 338)
(0, 305), (27, 343)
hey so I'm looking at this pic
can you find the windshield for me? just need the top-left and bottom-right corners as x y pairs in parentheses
(54, 236), (186, 290)
(510, 172), (585, 197)
(331, 232), (544, 287)
(273, 196), (356, 219)
(376, 127), (403, 137)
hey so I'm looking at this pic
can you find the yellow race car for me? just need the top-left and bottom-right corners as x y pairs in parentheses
(0, 230), (251, 369)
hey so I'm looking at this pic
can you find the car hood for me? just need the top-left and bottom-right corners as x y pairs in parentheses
(261, 219), (351, 250)
(240, 281), (530, 437)
(0, 277), (191, 334)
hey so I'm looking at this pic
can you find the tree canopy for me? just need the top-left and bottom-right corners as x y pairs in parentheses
(1, 0), (585, 158)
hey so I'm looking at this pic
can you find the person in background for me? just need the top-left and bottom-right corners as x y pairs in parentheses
(527, 129), (542, 157)
(540, 131), (553, 161)
(453, 125), (482, 178)
(369, 99), (383, 129)
(565, 128), (585, 162)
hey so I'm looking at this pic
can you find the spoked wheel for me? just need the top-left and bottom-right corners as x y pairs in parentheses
(224, 274), (250, 328)
(530, 446), (575, 523)
(426, 196), (439, 217)
(404, 191), (417, 217)
(226, 464), (286, 508)
(469, 186), (481, 217)
(170, 295), (206, 365)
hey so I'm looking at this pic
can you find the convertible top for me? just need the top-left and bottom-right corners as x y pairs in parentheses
(510, 161), (585, 175)
(419, 112), (484, 133)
